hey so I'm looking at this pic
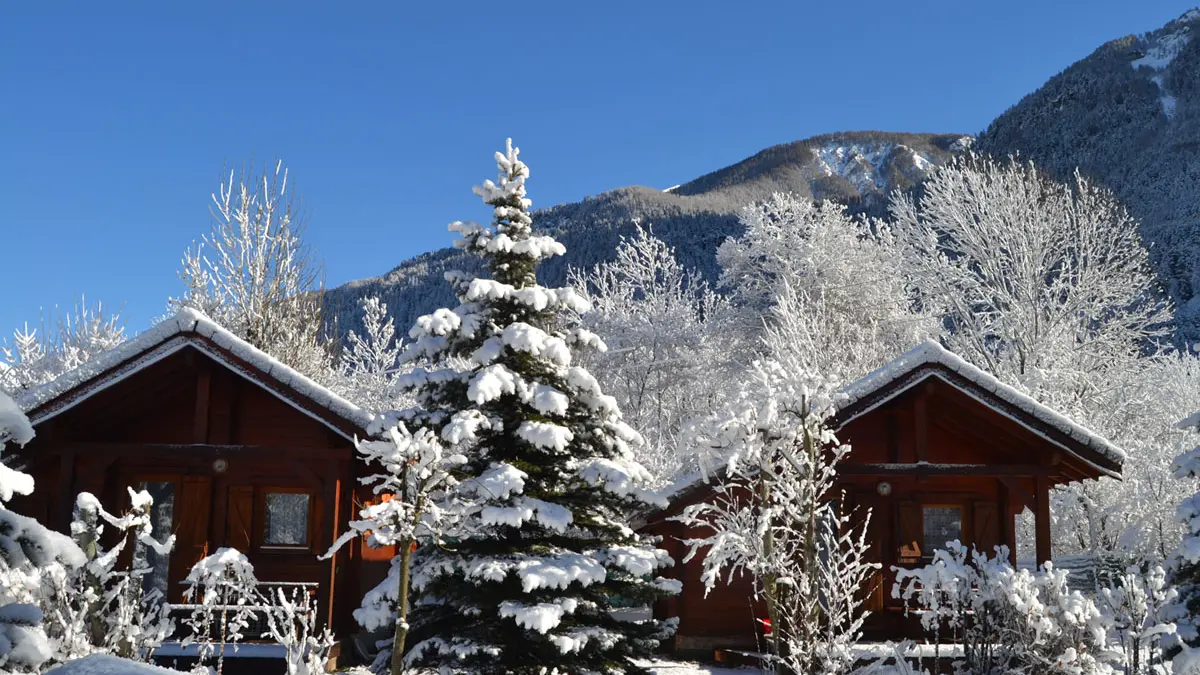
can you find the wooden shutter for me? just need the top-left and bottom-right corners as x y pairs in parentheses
(227, 486), (254, 551)
(974, 500), (1000, 557)
(897, 501), (923, 564)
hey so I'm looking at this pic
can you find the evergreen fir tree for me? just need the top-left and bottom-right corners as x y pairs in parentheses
(1167, 412), (1200, 670)
(400, 140), (679, 674)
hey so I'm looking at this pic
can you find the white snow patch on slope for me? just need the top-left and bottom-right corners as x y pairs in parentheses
(1132, 15), (1194, 119)
(637, 659), (756, 675)
(812, 142), (936, 194)
(47, 654), (183, 675)
(663, 184), (681, 193)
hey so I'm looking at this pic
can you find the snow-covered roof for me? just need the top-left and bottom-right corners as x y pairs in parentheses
(652, 340), (1126, 512)
(838, 340), (1125, 469)
(16, 308), (371, 439)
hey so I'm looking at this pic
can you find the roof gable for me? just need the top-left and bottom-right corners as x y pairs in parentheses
(15, 309), (370, 440)
(835, 341), (1124, 474)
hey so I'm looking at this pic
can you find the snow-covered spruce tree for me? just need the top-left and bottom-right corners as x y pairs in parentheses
(400, 140), (678, 674)
(1165, 412), (1200, 673)
(675, 361), (877, 675)
(569, 225), (740, 484)
(321, 418), (464, 673)
(0, 392), (87, 672)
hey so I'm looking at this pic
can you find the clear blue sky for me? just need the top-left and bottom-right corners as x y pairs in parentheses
(0, 1), (1190, 336)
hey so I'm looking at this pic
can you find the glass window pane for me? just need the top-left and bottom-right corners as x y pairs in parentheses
(134, 481), (175, 601)
(922, 506), (962, 554)
(265, 492), (310, 546)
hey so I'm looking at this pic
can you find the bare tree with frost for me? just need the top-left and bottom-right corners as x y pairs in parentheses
(331, 296), (406, 412)
(570, 226), (740, 483)
(718, 193), (935, 383)
(398, 140), (678, 674)
(1, 297), (126, 393)
(890, 155), (1171, 405)
(676, 361), (877, 675)
(173, 159), (333, 379)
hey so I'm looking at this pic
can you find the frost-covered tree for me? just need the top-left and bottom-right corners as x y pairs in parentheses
(0, 392), (87, 672)
(570, 226), (740, 483)
(321, 418), (464, 674)
(332, 296), (405, 412)
(675, 361), (877, 675)
(173, 159), (333, 379)
(70, 490), (176, 661)
(399, 140), (678, 674)
(1, 298), (126, 393)
(890, 155), (1172, 407)
(718, 193), (934, 383)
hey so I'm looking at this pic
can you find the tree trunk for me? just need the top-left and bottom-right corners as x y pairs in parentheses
(390, 539), (414, 675)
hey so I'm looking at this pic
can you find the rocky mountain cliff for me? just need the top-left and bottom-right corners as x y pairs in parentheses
(324, 132), (968, 337)
(978, 9), (1200, 338)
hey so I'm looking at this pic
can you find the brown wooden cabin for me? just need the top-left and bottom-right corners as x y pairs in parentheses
(8, 310), (394, 665)
(640, 341), (1125, 657)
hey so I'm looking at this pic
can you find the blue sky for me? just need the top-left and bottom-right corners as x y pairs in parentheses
(0, 1), (1191, 335)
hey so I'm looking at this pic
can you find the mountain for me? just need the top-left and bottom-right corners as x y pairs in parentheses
(324, 131), (969, 337)
(977, 8), (1200, 338)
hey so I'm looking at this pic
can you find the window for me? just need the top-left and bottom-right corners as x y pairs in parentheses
(134, 481), (176, 600)
(922, 506), (962, 555)
(263, 491), (311, 548)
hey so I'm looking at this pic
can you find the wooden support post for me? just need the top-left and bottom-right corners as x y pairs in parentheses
(321, 459), (340, 631)
(1035, 475), (1052, 566)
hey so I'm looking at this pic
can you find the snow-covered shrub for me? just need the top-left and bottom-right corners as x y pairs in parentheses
(261, 586), (333, 675)
(0, 298), (126, 394)
(0, 391), (87, 672)
(676, 360), (877, 675)
(1165, 412), (1200, 674)
(69, 489), (176, 661)
(1096, 565), (1176, 675)
(180, 548), (259, 675)
(894, 542), (1115, 675)
(332, 296), (406, 412)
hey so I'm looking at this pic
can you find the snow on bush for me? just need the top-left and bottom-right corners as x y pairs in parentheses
(180, 548), (259, 675)
(894, 542), (1117, 675)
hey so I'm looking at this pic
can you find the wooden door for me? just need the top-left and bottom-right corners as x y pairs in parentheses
(169, 475), (213, 601)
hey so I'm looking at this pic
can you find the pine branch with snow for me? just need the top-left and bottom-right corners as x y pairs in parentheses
(397, 140), (678, 674)
(0, 392), (87, 672)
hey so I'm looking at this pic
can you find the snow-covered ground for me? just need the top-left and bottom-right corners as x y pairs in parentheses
(639, 659), (759, 675)
(45, 654), (182, 675)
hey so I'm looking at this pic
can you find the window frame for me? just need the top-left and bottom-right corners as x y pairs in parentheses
(255, 486), (317, 553)
(920, 503), (965, 560)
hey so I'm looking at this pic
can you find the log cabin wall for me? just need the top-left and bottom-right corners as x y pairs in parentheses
(642, 373), (1086, 655)
(11, 346), (368, 640)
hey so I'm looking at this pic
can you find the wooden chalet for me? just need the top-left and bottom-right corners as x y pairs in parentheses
(9, 309), (394, 665)
(640, 340), (1126, 656)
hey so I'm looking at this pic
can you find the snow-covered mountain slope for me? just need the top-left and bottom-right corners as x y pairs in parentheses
(324, 132), (967, 338)
(978, 8), (1200, 339)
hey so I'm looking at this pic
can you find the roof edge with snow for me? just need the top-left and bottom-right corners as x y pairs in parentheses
(15, 308), (371, 440)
